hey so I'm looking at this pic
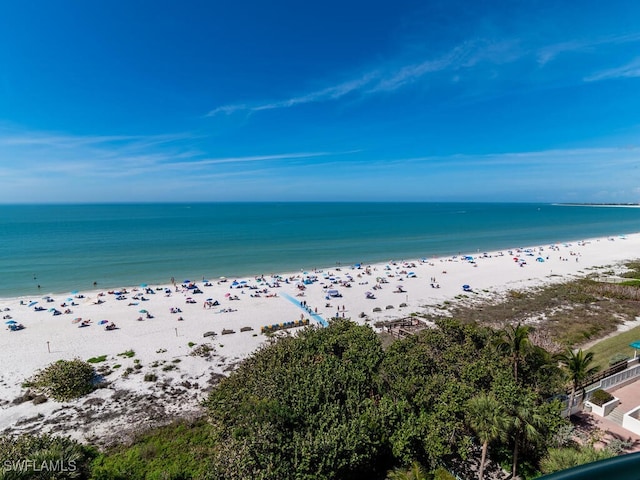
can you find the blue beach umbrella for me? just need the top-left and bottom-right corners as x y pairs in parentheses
(5, 320), (17, 324)
(28, 301), (38, 307)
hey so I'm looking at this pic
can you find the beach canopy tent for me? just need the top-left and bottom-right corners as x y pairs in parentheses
(630, 341), (640, 358)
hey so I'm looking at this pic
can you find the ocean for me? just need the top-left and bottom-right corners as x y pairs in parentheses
(1, 203), (639, 297)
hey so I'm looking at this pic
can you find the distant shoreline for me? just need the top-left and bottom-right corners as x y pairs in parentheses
(555, 203), (640, 207)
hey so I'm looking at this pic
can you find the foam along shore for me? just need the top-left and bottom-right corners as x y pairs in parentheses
(0, 233), (638, 444)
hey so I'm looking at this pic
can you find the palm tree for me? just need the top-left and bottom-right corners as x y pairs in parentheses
(495, 323), (532, 383)
(386, 460), (429, 480)
(467, 393), (508, 480)
(556, 348), (599, 414)
(507, 399), (545, 479)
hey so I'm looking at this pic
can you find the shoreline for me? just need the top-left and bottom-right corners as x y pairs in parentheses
(1, 232), (639, 446)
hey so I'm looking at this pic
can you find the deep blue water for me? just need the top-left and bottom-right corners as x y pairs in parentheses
(1, 203), (639, 297)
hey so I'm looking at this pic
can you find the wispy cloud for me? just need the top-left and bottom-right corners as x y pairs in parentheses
(206, 27), (640, 118)
(536, 32), (640, 66)
(0, 127), (346, 181)
(206, 40), (527, 116)
(206, 73), (378, 117)
(584, 56), (640, 82)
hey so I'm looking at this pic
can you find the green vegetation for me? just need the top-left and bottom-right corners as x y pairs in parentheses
(556, 349), (599, 413)
(445, 278), (640, 348)
(87, 319), (574, 479)
(14, 266), (640, 480)
(23, 359), (97, 402)
(589, 389), (614, 406)
(0, 433), (97, 479)
(87, 355), (108, 364)
(117, 349), (136, 358)
(91, 420), (216, 480)
(540, 445), (614, 474)
(585, 325), (640, 371)
(189, 343), (214, 358)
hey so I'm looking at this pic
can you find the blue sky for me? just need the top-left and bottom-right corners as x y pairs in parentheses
(1, 0), (639, 203)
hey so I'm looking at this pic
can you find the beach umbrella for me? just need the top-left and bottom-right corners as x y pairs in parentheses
(5, 320), (17, 324)
(48, 307), (56, 312)
(206, 298), (213, 301)
(72, 318), (82, 324)
(98, 320), (108, 325)
(28, 301), (38, 307)
(139, 309), (148, 313)
(462, 285), (470, 289)
(183, 279), (191, 284)
(225, 293), (231, 297)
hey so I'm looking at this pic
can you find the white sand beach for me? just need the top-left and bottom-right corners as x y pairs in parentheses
(0, 233), (638, 446)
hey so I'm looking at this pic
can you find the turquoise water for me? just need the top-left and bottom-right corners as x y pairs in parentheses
(1, 203), (639, 297)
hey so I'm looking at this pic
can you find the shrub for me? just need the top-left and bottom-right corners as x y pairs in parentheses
(189, 343), (214, 358)
(433, 466), (457, 480)
(87, 355), (108, 363)
(609, 353), (630, 366)
(0, 433), (97, 479)
(589, 389), (614, 406)
(144, 373), (158, 382)
(32, 395), (48, 405)
(118, 349), (135, 358)
(23, 359), (97, 402)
